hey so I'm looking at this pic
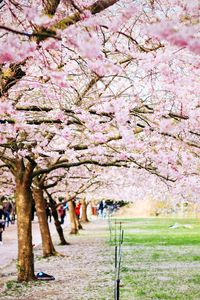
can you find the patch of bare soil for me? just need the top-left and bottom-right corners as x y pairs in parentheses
(115, 201), (155, 218)
(0, 220), (113, 300)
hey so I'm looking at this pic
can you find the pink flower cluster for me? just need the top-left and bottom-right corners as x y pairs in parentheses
(0, 36), (37, 64)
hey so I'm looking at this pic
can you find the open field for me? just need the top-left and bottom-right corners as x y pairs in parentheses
(110, 217), (200, 300)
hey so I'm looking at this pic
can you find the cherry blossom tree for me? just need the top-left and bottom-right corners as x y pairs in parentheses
(0, 0), (199, 282)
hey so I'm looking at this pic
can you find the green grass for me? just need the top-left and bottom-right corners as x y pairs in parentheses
(4, 280), (44, 297)
(110, 217), (200, 300)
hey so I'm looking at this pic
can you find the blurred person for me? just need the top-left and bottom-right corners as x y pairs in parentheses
(3, 199), (12, 227)
(98, 200), (104, 218)
(58, 204), (65, 225)
(46, 203), (52, 223)
(11, 200), (16, 224)
(75, 201), (81, 220)
(0, 206), (5, 245)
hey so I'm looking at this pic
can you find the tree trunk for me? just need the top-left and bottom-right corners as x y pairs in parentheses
(33, 186), (56, 257)
(51, 203), (69, 245)
(15, 160), (36, 282)
(75, 215), (83, 230)
(45, 190), (69, 245)
(68, 200), (78, 234)
(80, 199), (89, 223)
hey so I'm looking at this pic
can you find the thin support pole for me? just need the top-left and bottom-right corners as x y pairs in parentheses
(116, 279), (120, 300)
(115, 219), (117, 246)
(115, 245), (117, 269)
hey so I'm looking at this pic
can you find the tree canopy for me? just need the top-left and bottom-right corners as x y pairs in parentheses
(0, 0), (199, 200)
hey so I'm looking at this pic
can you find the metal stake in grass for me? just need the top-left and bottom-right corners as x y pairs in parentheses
(116, 278), (120, 300)
(115, 219), (117, 246)
(114, 224), (124, 300)
(118, 222), (122, 258)
(115, 245), (118, 269)
(114, 244), (118, 300)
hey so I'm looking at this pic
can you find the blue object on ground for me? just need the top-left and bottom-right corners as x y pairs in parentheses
(36, 272), (55, 281)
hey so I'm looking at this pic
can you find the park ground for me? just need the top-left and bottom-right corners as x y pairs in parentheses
(1, 217), (200, 299)
(0, 218), (113, 300)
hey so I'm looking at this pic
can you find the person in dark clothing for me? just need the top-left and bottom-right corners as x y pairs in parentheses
(2, 200), (12, 227)
(0, 220), (5, 245)
(0, 206), (5, 245)
(98, 201), (104, 218)
(11, 201), (16, 223)
(46, 203), (52, 223)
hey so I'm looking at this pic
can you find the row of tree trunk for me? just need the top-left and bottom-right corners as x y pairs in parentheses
(15, 163), (89, 282)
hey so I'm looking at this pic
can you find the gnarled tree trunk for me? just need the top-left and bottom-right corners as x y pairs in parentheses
(46, 190), (69, 245)
(15, 159), (36, 282)
(33, 185), (56, 257)
(80, 199), (89, 223)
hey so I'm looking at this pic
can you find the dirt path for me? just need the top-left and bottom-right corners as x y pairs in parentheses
(0, 218), (58, 267)
(0, 219), (114, 300)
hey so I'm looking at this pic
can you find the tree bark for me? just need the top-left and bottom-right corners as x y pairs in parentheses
(33, 186), (56, 257)
(54, 217), (70, 245)
(42, 0), (60, 15)
(45, 189), (69, 245)
(15, 158), (36, 282)
(80, 199), (89, 223)
(51, 0), (119, 30)
(0, 61), (26, 97)
(75, 215), (83, 230)
(68, 200), (78, 234)
(48, 192), (69, 245)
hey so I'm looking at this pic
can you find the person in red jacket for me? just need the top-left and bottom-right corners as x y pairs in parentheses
(75, 201), (81, 220)
(58, 204), (65, 224)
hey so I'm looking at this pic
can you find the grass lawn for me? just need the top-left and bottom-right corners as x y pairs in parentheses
(110, 217), (200, 300)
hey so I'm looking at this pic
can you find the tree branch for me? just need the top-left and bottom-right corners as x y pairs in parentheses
(51, 0), (119, 30)
(0, 25), (60, 40)
(42, 0), (61, 15)
(33, 159), (125, 178)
